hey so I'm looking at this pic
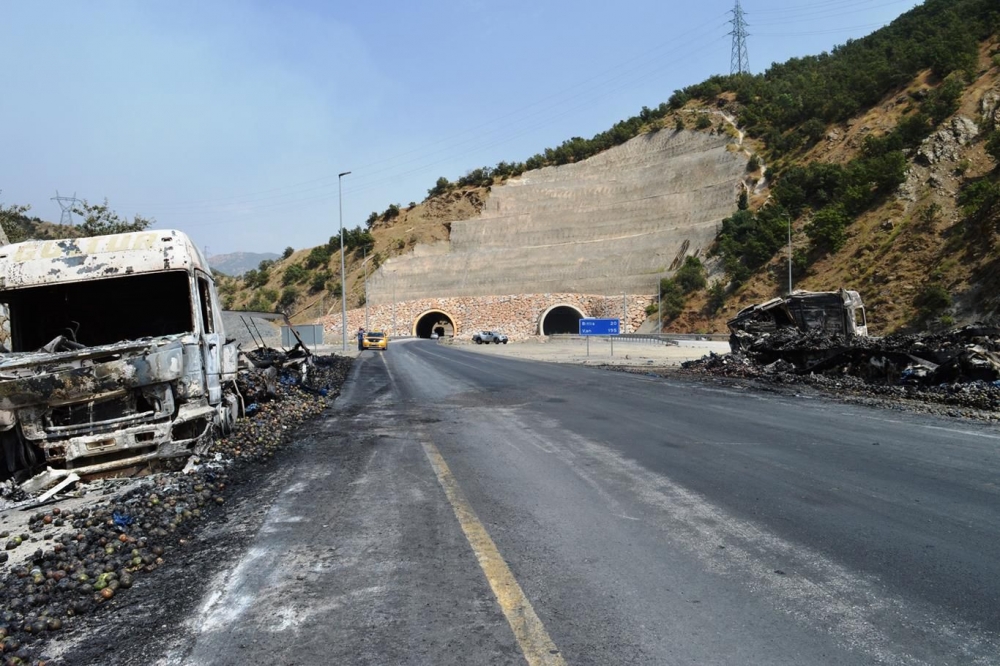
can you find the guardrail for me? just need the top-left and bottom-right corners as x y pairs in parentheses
(548, 333), (729, 345)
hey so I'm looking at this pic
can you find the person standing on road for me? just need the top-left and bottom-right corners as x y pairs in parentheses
(357, 327), (365, 351)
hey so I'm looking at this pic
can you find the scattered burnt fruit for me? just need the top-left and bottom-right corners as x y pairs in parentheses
(0, 353), (352, 664)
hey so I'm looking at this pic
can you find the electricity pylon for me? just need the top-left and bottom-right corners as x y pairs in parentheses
(730, 0), (750, 76)
(51, 191), (80, 226)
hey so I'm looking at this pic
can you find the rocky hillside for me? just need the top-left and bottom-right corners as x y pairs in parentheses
(222, 0), (1000, 335)
(675, 47), (1000, 335)
(216, 188), (486, 322)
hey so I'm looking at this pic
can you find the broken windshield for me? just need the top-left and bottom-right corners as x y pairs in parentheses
(1, 271), (194, 351)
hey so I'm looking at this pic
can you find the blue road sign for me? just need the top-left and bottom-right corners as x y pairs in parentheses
(579, 318), (620, 336)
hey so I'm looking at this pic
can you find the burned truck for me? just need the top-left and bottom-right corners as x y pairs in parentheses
(0, 230), (239, 481)
(728, 289), (869, 351)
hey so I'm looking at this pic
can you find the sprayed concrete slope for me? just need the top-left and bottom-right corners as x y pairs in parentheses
(367, 129), (746, 303)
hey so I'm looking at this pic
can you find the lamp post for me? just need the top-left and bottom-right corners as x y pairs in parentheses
(787, 213), (793, 295)
(622, 292), (627, 333)
(391, 270), (396, 338)
(657, 276), (662, 334)
(338, 171), (351, 351)
(361, 249), (372, 331)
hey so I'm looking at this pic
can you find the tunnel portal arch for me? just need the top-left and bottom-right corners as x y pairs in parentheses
(413, 310), (457, 338)
(538, 304), (586, 335)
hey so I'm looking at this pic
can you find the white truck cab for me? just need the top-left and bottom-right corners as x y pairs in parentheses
(0, 230), (239, 479)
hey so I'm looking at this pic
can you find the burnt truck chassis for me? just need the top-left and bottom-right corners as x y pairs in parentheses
(0, 230), (241, 485)
(0, 336), (239, 481)
(726, 289), (1000, 385)
(728, 289), (868, 354)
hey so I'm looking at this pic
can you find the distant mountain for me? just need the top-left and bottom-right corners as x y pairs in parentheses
(208, 251), (279, 276)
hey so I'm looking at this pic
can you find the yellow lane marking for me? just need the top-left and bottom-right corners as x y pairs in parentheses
(421, 439), (567, 666)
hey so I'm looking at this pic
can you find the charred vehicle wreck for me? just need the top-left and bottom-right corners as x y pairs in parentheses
(728, 289), (869, 352)
(0, 230), (239, 482)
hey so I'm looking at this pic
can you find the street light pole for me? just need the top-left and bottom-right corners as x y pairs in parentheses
(338, 171), (351, 351)
(622, 292), (627, 333)
(391, 270), (396, 338)
(658, 277), (662, 334)
(787, 213), (793, 295)
(361, 249), (371, 331)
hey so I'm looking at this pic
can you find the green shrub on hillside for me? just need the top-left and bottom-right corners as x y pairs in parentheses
(334, 228), (375, 256)
(72, 199), (153, 237)
(0, 201), (37, 243)
(805, 205), (851, 253)
(986, 130), (1000, 164)
(310, 270), (332, 293)
(674, 256), (707, 293)
(958, 178), (1000, 238)
(658, 278), (686, 320)
(915, 283), (952, 320)
(715, 206), (789, 285)
(706, 282), (726, 314)
(305, 245), (332, 269)
(243, 268), (269, 289)
(282, 263), (307, 286)
(427, 177), (451, 200)
(278, 287), (298, 312)
(247, 290), (270, 312)
(282, 246), (294, 260)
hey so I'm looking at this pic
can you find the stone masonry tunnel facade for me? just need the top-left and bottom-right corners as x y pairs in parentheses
(325, 294), (652, 341)
(413, 310), (456, 338)
(538, 304), (585, 336)
(324, 128), (746, 340)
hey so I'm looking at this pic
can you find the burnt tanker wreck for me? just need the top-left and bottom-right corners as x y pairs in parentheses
(0, 230), (240, 481)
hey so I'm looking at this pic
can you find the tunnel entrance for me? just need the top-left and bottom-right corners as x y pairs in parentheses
(414, 310), (456, 338)
(539, 304), (586, 335)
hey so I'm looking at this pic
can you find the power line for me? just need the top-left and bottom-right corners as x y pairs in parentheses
(166, 36), (732, 226)
(116, 12), (732, 214)
(730, 0), (750, 76)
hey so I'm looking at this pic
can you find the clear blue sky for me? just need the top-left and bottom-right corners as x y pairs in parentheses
(1, 0), (919, 255)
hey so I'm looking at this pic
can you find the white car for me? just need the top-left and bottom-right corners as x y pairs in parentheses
(472, 331), (508, 344)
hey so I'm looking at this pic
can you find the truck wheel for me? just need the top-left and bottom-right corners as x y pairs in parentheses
(494, 339), (500, 344)
(502, 340), (507, 344)
(476, 339), (482, 344)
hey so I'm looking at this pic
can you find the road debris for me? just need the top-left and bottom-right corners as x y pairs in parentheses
(0, 351), (352, 665)
(680, 322), (1000, 415)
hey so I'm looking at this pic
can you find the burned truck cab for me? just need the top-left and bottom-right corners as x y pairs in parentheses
(728, 289), (869, 352)
(0, 230), (239, 479)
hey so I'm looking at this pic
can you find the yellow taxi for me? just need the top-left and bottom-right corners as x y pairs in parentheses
(363, 330), (388, 351)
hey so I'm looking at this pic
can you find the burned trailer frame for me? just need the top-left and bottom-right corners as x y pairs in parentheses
(728, 289), (868, 352)
(0, 230), (239, 480)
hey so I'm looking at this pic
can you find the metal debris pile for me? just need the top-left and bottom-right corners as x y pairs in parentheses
(0, 353), (352, 665)
(683, 323), (1000, 414)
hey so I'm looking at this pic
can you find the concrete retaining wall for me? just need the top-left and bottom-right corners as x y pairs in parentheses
(366, 129), (745, 304)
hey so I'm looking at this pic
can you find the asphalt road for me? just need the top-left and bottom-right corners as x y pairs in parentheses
(176, 339), (1000, 665)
